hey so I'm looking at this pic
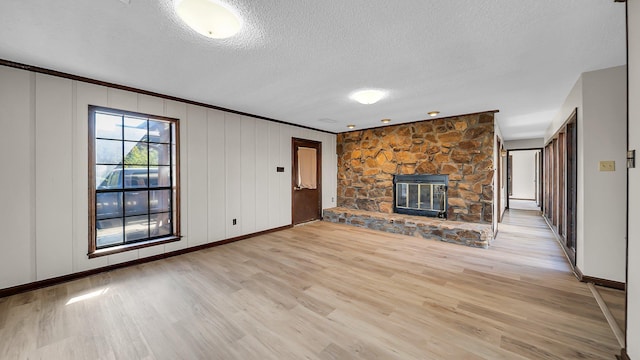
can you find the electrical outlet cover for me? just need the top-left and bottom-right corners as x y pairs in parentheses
(599, 161), (615, 171)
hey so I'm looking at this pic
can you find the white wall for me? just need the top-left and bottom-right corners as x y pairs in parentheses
(0, 66), (337, 290)
(626, 1), (640, 357)
(545, 65), (626, 283)
(493, 123), (504, 233)
(510, 150), (537, 200)
(504, 138), (544, 150)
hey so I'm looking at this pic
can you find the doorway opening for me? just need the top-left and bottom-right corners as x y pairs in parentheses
(506, 148), (543, 212)
(292, 138), (322, 225)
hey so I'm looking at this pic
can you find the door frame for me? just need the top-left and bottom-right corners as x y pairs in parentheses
(505, 148), (543, 210)
(291, 138), (322, 225)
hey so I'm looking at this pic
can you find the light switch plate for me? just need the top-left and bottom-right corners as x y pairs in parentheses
(599, 161), (615, 171)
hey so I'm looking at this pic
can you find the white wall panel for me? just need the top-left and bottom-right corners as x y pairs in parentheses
(0, 67), (35, 288)
(107, 88), (138, 112)
(35, 74), (74, 280)
(107, 249), (140, 265)
(267, 123), (281, 228)
(240, 116), (256, 235)
(255, 120), (270, 232)
(186, 105), (208, 246)
(73, 82), (109, 272)
(138, 94), (164, 115)
(225, 114), (242, 238)
(164, 100), (189, 252)
(321, 133), (336, 210)
(279, 125), (293, 226)
(207, 109), (226, 242)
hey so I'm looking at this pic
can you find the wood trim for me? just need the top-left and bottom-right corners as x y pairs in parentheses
(619, 349), (631, 360)
(0, 58), (334, 135)
(543, 214), (577, 271)
(575, 266), (626, 290)
(0, 224), (292, 299)
(581, 273), (626, 291)
(588, 283), (625, 348)
(291, 138), (323, 225)
(340, 109), (499, 134)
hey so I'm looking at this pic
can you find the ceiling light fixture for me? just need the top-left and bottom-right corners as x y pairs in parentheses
(347, 124), (356, 129)
(175, 0), (242, 39)
(380, 118), (391, 124)
(350, 89), (386, 105)
(428, 111), (440, 117)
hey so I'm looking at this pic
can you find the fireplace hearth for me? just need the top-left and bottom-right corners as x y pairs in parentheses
(393, 174), (448, 218)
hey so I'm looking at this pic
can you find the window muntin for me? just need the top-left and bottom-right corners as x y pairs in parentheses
(89, 106), (179, 256)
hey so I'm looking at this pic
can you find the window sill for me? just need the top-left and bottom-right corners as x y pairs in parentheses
(88, 235), (181, 258)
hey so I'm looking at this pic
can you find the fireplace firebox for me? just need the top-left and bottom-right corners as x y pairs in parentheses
(393, 174), (448, 218)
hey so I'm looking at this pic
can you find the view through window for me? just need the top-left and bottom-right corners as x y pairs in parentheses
(89, 106), (180, 256)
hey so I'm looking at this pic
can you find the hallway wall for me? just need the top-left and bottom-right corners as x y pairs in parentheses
(545, 65), (627, 283)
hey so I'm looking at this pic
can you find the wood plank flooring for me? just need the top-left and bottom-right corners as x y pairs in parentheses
(0, 209), (622, 359)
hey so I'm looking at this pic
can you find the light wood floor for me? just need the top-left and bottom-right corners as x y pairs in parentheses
(0, 210), (622, 359)
(508, 199), (541, 211)
(596, 285), (626, 335)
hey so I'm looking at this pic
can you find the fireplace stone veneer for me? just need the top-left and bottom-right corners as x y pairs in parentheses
(337, 112), (494, 224)
(323, 207), (493, 248)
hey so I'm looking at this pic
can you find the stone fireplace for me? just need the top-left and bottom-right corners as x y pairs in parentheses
(324, 111), (496, 248)
(335, 112), (495, 224)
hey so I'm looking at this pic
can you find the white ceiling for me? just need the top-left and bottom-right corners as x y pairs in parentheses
(0, 0), (626, 139)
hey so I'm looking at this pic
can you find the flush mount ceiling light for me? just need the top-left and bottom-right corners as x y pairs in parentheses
(175, 0), (242, 39)
(350, 89), (386, 105)
(346, 124), (356, 129)
(428, 111), (440, 117)
(380, 118), (391, 124)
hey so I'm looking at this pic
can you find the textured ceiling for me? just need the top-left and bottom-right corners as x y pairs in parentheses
(0, 0), (626, 139)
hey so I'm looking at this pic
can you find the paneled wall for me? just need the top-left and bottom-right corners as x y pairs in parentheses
(0, 65), (337, 290)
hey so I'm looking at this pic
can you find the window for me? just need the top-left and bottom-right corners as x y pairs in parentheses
(89, 106), (180, 257)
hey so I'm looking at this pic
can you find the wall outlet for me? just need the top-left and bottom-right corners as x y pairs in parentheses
(599, 160), (615, 172)
(232, 218), (237, 225)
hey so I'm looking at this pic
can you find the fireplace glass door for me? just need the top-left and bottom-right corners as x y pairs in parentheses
(394, 174), (448, 218)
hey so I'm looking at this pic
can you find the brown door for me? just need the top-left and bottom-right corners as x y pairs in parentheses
(292, 138), (322, 225)
(566, 116), (578, 265)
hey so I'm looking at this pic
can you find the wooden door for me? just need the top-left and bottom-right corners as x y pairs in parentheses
(292, 138), (322, 225)
(497, 139), (502, 222)
(507, 154), (513, 197)
(566, 114), (578, 265)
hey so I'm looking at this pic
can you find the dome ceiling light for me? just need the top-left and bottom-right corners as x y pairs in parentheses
(428, 111), (440, 117)
(350, 89), (386, 105)
(175, 0), (242, 39)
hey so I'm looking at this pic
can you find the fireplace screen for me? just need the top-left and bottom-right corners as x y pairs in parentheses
(393, 174), (448, 218)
